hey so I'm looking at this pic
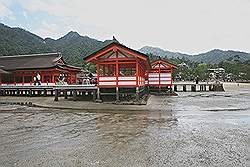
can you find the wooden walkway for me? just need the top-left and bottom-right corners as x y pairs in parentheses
(0, 85), (97, 101)
(172, 83), (224, 92)
(0, 83), (224, 102)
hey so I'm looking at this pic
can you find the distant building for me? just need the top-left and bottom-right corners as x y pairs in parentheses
(208, 68), (225, 80)
(0, 53), (81, 85)
(178, 62), (189, 68)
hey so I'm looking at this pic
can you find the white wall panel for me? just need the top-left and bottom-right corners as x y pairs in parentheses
(99, 77), (116, 81)
(160, 73), (171, 77)
(118, 81), (136, 85)
(99, 82), (116, 85)
(118, 77), (136, 80)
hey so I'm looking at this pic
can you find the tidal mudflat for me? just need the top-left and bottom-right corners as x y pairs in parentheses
(0, 83), (249, 167)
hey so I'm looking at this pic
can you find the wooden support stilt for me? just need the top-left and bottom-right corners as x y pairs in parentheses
(64, 90), (68, 99)
(174, 85), (177, 92)
(136, 87), (139, 101)
(97, 87), (100, 100)
(183, 85), (186, 92)
(54, 89), (59, 101)
(209, 85), (212, 91)
(44, 89), (47, 96)
(73, 90), (77, 101)
(191, 85), (196, 92)
(92, 90), (96, 101)
(116, 87), (119, 101)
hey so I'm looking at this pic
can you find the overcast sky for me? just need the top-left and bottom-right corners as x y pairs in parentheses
(0, 0), (250, 54)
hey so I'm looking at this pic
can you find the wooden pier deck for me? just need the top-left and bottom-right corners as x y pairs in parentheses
(0, 83), (224, 102)
(0, 85), (97, 101)
(172, 83), (224, 92)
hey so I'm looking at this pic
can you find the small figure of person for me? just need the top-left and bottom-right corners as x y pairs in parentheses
(58, 73), (66, 85)
(195, 76), (199, 84)
(88, 73), (93, 84)
(62, 74), (65, 82)
(33, 76), (37, 85)
(36, 72), (41, 85)
(59, 74), (63, 82)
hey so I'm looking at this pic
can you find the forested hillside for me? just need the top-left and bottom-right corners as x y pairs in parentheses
(0, 23), (52, 56)
(0, 24), (107, 67)
(139, 46), (250, 64)
(1, 23), (250, 69)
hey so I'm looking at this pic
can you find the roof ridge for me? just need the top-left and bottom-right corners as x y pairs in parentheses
(0, 52), (61, 58)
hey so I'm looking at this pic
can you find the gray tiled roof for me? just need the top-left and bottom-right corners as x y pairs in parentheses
(0, 53), (63, 70)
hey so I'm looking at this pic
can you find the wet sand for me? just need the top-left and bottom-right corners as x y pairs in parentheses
(0, 83), (249, 166)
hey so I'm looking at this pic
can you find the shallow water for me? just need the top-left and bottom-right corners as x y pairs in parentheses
(0, 84), (249, 167)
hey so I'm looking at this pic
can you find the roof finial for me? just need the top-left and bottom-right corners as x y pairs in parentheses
(112, 36), (119, 43)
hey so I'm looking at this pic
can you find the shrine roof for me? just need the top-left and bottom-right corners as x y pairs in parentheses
(0, 53), (80, 71)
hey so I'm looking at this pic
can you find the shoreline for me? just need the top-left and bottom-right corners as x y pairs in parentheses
(0, 96), (157, 113)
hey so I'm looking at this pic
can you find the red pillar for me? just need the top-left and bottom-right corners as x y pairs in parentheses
(136, 61), (139, 87)
(97, 63), (100, 87)
(14, 74), (16, 85)
(102, 65), (105, 76)
(170, 65), (173, 85)
(41, 74), (44, 83)
(22, 74), (24, 85)
(52, 74), (54, 83)
(116, 61), (119, 86)
(108, 65), (110, 76)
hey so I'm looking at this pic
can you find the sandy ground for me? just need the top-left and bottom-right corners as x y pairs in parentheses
(0, 82), (249, 167)
(0, 96), (162, 113)
(223, 82), (250, 91)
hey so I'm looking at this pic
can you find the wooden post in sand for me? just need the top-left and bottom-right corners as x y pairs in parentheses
(174, 85), (177, 92)
(92, 90), (96, 101)
(191, 85), (196, 92)
(54, 89), (59, 101)
(183, 85), (187, 92)
(116, 87), (119, 101)
(97, 87), (100, 100)
(136, 87), (139, 101)
(73, 90), (77, 101)
(64, 90), (68, 99)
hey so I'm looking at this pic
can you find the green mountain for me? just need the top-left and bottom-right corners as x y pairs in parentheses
(1, 23), (250, 66)
(0, 23), (107, 66)
(44, 31), (108, 66)
(139, 46), (250, 64)
(0, 23), (53, 56)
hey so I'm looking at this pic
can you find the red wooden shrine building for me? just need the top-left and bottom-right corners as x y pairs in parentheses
(0, 53), (81, 85)
(84, 41), (151, 100)
(84, 40), (176, 100)
(146, 59), (177, 87)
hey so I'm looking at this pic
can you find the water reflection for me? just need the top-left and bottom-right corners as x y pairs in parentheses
(94, 110), (178, 146)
